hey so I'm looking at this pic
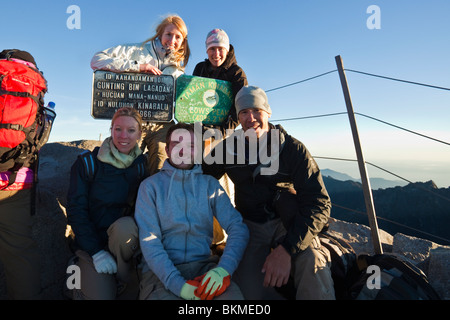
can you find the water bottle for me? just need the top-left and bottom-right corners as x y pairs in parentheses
(44, 101), (56, 124)
(37, 102), (56, 149)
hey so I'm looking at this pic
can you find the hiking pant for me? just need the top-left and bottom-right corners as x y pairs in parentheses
(73, 216), (140, 300)
(233, 218), (336, 300)
(0, 188), (42, 300)
(139, 255), (244, 300)
(204, 135), (235, 245)
(141, 121), (174, 176)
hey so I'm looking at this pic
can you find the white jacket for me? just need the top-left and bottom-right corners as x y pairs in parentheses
(90, 38), (184, 78)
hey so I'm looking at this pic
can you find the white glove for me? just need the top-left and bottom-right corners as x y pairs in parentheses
(92, 250), (117, 274)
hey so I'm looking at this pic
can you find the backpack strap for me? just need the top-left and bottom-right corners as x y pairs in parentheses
(78, 147), (99, 182)
(0, 89), (42, 106)
(122, 153), (148, 216)
(135, 154), (147, 180)
(78, 147), (147, 183)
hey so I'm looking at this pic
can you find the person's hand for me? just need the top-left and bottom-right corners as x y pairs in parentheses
(139, 63), (162, 75)
(180, 276), (203, 300)
(92, 250), (117, 274)
(195, 267), (230, 300)
(262, 245), (291, 287)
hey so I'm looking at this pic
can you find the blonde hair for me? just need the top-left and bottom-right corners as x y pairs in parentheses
(111, 107), (143, 132)
(142, 15), (191, 68)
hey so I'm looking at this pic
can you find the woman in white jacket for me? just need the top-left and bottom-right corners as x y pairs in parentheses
(91, 14), (191, 175)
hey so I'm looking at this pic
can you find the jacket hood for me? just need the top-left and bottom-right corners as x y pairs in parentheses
(221, 44), (238, 69)
(160, 160), (203, 199)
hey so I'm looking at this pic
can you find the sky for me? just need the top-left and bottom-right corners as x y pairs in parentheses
(3, 0), (450, 188)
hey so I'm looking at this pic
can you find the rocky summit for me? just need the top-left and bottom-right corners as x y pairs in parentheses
(0, 140), (448, 299)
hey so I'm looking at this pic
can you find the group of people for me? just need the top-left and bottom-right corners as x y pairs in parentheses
(0, 14), (335, 300)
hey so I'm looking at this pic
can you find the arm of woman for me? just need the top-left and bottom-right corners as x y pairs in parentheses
(90, 44), (145, 73)
(66, 156), (104, 256)
(134, 181), (187, 297)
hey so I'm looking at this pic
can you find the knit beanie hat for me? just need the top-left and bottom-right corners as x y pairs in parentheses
(205, 29), (230, 51)
(235, 86), (272, 116)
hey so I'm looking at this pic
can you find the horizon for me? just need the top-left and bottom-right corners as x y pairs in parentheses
(3, 0), (449, 187)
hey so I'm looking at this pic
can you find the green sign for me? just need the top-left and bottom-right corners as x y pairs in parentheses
(175, 75), (232, 125)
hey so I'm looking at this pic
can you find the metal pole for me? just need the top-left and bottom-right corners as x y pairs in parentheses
(335, 55), (383, 254)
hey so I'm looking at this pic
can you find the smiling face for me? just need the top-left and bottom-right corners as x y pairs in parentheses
(207, 46), (228, 68)
(238, 108), (271, 138)
(111, 116), (142, 154)
(160, 23), (184, 52)
(165, 129), (197, 170)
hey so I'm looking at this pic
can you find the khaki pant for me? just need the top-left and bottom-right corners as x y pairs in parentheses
(233, 218), (335, 300)
(0, 188), (42, 300)
(139, 256), (244, 300)
(141, 122), (174, 175)
(72, 216), (140, 300)
(204, 136), (234, 245)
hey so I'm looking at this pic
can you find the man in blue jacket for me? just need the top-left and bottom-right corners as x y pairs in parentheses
(135, 123), (249, 300)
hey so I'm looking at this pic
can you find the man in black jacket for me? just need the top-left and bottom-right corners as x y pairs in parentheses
(203, 86), (335, 299)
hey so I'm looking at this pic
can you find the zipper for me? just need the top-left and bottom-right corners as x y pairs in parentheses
(182, 170), (190, 263)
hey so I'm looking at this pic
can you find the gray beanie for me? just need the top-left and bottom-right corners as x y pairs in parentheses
(205, 29), (230, 51)
(235, 86), (272, 115)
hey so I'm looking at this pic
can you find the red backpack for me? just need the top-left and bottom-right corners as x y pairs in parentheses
(0, 49), (49, 186)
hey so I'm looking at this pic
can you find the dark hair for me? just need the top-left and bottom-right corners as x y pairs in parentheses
(0, 49), (37, 66)
(165, 122), (194, 145)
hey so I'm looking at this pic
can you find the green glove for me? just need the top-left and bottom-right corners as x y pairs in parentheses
(180, 276), (203, 300)
(195, 267), (230, 300)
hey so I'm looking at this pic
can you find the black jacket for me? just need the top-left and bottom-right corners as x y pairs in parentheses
(202, 124), (331, 256)
(66, 147), (148, 256)
(193, 45), (248, 134)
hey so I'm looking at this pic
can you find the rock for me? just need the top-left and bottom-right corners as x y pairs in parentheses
(428, 248), (450, 300)
(392, 233), (450, 299)
(326, 217), (393, 254)
(37, 140), (102, 207)
(392, 233), (444, 264)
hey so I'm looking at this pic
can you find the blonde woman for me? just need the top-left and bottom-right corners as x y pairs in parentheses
(67, 107), (149, 299)
(91, 15), (191, 175)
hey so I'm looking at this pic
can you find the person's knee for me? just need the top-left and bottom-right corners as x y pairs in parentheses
(292, 239), (335, 300)
(107, 217), (139, 256)
(108, 217), (137, 238)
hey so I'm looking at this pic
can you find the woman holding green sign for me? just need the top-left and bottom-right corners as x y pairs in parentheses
(193, 28), (248, 135)
(91, 14), (191, 175)
(193, 29), (248, 248)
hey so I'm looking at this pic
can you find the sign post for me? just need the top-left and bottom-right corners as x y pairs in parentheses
(91, 70), (175, 121)
(335, 55), (383, 255)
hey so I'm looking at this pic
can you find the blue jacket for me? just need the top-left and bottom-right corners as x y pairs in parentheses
(67, 147), (148, 256)
(135, 160), (249, 296)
